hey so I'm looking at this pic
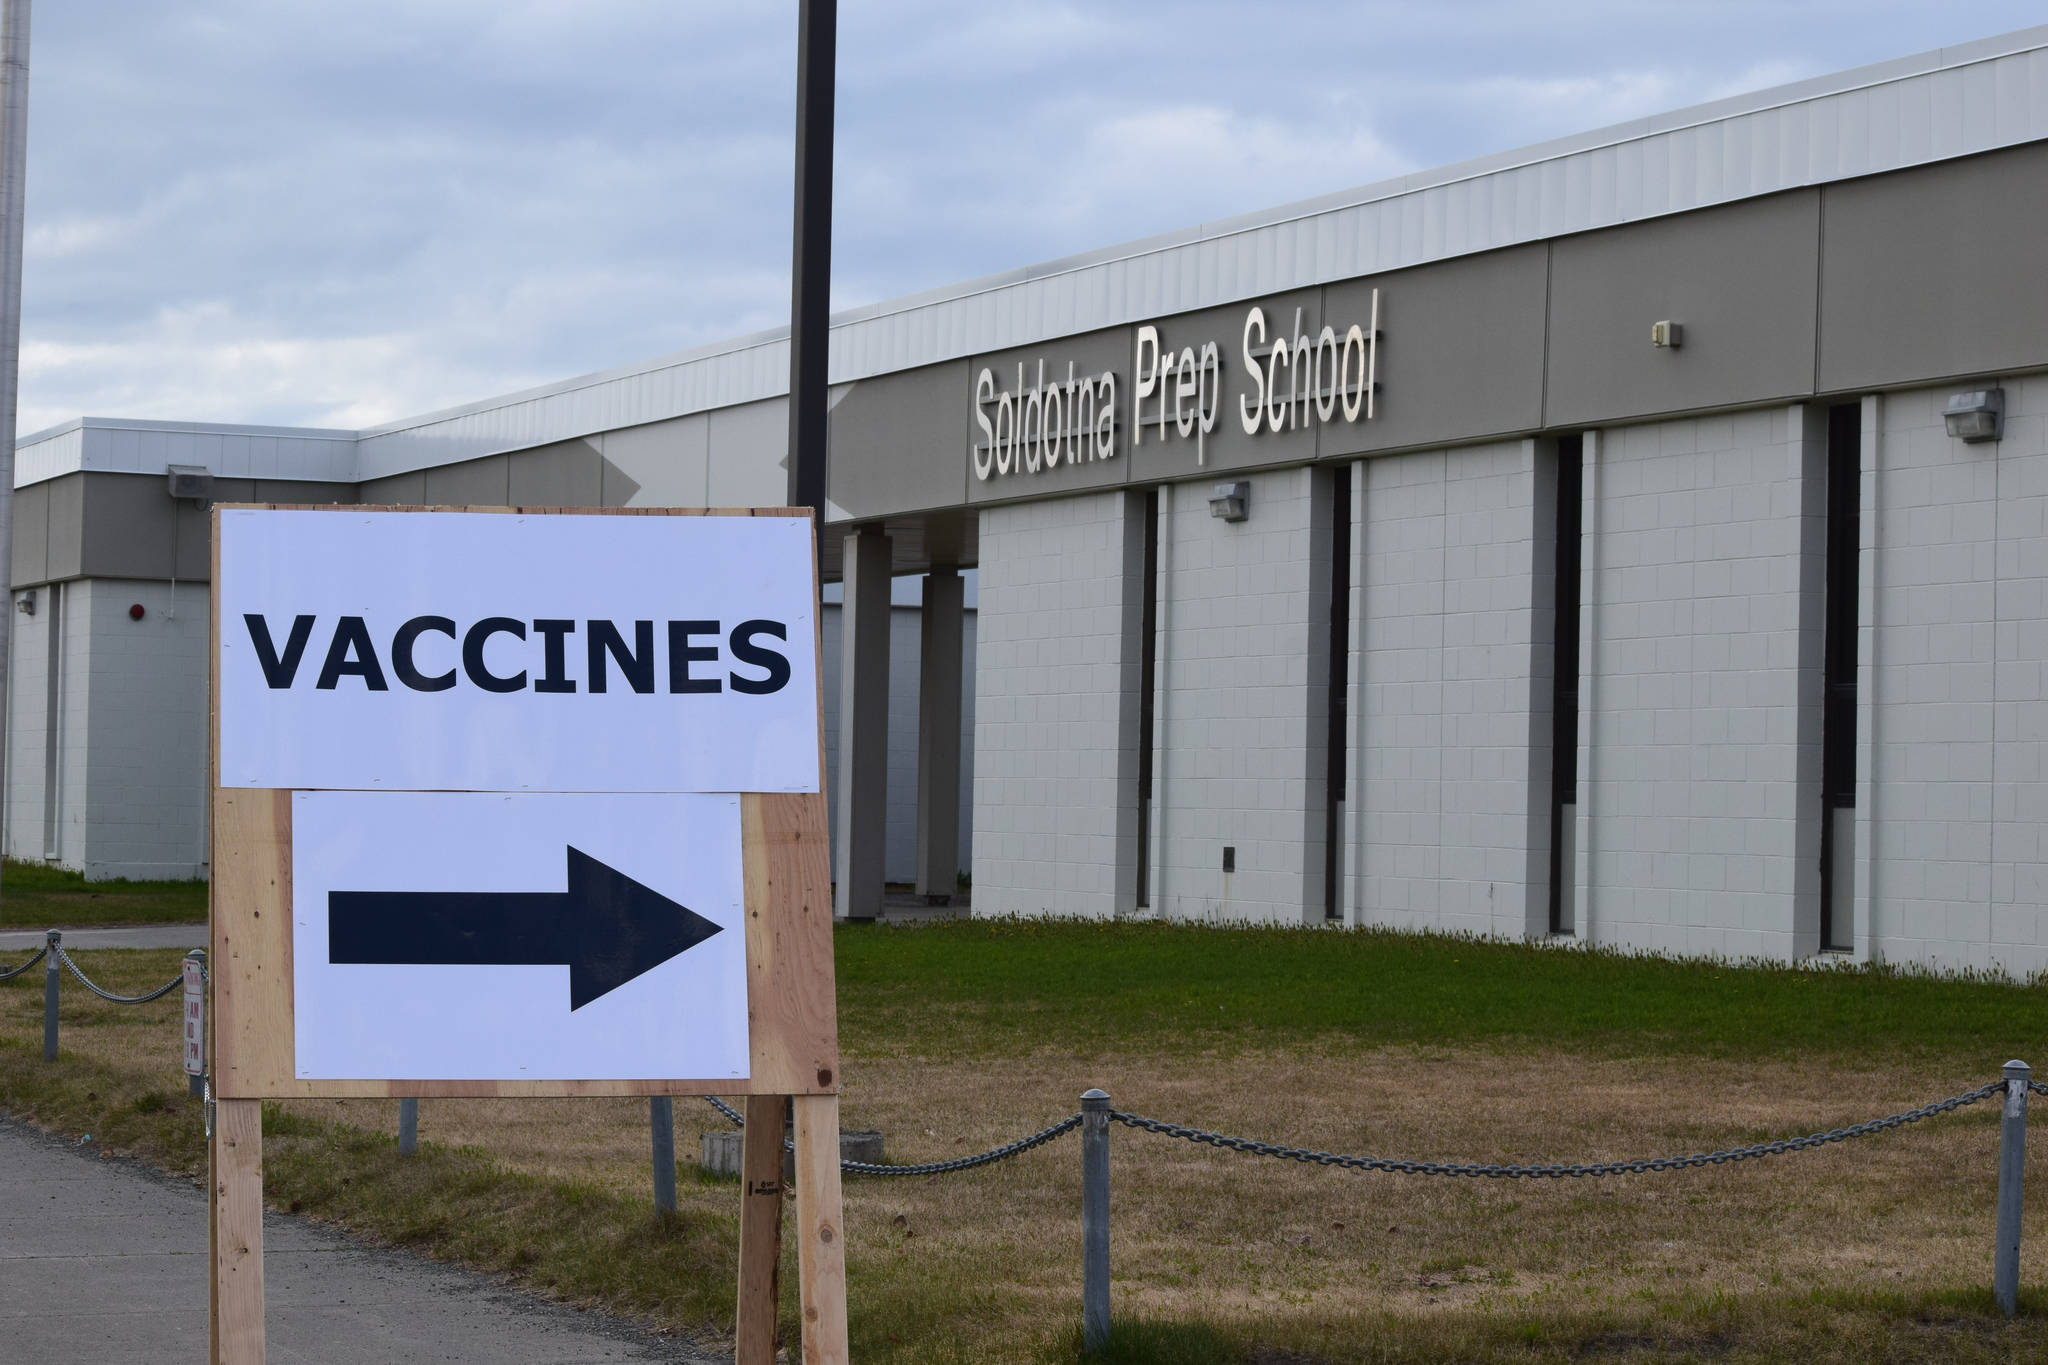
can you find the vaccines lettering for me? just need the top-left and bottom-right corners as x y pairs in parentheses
(970, 289), (1378, 480)
(241, 614), (792, 697)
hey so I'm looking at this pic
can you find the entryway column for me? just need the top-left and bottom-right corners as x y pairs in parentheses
(834, 527), (891, 921)
(915, 567), (964, 901)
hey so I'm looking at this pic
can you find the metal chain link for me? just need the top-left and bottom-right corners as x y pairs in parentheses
(1110, 1079), (2008, 1179)
(0, 945), (46, 981)
(702, 1095), (1083, 1176)
(53, 946), (181, 1005)
(2031, 1080), (2048, 1098)
(839, 1116), (1083, 1177)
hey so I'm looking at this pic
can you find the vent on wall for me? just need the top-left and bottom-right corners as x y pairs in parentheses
(166, 465), (214, 501)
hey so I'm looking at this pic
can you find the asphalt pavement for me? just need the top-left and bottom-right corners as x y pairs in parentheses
(0, 1116), (724, 1363)
(0, 924), (207, 952)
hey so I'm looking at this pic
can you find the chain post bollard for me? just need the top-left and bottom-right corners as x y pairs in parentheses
(397, 1098), (419, 1156)
(42, 930), (59, 1061)
(1996, 1060), (2029, 1318)
(650, 1096), (677, 1213)
(1081, 1088), (1111, 1354)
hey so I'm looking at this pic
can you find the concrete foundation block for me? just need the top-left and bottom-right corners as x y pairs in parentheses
(700, 1128), (885, 1181)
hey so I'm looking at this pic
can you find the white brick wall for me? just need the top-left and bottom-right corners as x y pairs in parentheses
(76, 580), (211, 880)
(1150, 467), (1327, 924)
(54, 584), (93, 870)
(1576, 407), (1823, 960)
(4, 584), (53, 864)
(973, 490), (1140, 918)
(1858, 376), (2048, 975)
(1348, 441), (1549, 938)
(3, 578), (206, 881)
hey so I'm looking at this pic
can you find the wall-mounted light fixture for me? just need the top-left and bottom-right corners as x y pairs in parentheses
(15, 590), (33, 616)
(1943, 388), (2004, 444)
(1650, 320), (1683, 349)
(1208, 481), (1250, 523)
(166, 464), (214, 500)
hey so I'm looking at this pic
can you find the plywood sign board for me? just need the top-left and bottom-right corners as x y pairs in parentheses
(208, 506), (838, 1100)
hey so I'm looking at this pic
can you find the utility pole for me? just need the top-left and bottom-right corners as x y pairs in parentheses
(0, 0), (33, 920)
(783, 0), (834, 522)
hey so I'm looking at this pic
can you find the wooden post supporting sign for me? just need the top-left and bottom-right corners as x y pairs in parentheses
(208, 504), (848, 1363)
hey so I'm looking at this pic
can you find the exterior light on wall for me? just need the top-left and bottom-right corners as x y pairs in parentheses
(1943, 388), (2004, 443)
(129, 603), (146, 621)
(15, 590), (32, 616)
(1208, 481), (1250, 523)
(166, 464), (214, 500)
(1650, 320), (1683, 348)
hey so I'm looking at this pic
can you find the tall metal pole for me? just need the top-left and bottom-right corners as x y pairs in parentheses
(784, 0), (834, 522)
(0, 0), (31, 921)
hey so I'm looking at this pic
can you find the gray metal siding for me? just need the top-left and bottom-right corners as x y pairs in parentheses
(1818, 141), (2048, 391)
(1545, 192), (1822, 425)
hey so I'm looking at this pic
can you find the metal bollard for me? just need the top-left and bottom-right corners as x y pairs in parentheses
(1081, 1088), (1111, 1354)
(650, 1096), (677, 1213)
(1996, 1059), (2029, 1318)
(42, 931), (59, 1061)
(397, 1097), (418, 1156)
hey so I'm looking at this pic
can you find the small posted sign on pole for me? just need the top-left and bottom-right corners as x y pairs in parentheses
(181, 953), (205, 1084)
(206, 504), (847, 1365)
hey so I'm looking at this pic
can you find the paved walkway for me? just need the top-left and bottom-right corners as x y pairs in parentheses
(0, 1118), (723, 1363)
(0, 924), (207, 952)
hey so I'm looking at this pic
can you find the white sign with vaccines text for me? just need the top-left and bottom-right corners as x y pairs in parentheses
(217, 510), (820, 794)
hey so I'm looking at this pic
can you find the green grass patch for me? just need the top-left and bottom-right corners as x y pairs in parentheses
(836, 918), (2048, 1063)
(0, 858), (205, 929)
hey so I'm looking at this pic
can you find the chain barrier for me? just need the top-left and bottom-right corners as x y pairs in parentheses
(701, 1094), (1083, 1176)
(53, 946), (182, 1005)
(700, 1079), (2018, 1182)
(1109, 1079), (2009, 1179)
(2032, 1080), (2048, 1098)
(0, 945), (46, 981)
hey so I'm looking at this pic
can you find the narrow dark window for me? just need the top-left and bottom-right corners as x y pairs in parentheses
(1134, 488), (1160, 909)
(1324, 464), (1352, 921)
(1819, 403), (1861, 951)
(1547, 435), (1584, 935)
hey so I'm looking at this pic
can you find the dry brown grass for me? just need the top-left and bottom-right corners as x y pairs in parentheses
(8, 949), (2045, 1362)
(290, 1044), (2031, 1357)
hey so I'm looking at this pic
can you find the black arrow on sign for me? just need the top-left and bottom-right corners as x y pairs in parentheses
(328, 847), (723, 1011)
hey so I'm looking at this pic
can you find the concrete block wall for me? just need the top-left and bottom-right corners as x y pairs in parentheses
(1348, 441), (1550, 938)
(1149, 467), (1328, 924)
(4, 582), (55, 866)
(1576, 406), (1823, 960)
(2, 578), (206, 882)
(1858, 376), (2048, 975)
(972, 490), (1141, 918)
(77, 580), (211, 880)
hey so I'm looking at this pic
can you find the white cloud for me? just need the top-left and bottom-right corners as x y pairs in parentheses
(9, 1), (2043, 436)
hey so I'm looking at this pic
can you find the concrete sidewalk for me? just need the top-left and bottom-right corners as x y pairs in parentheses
(0, 924), (207, 952)
(0, 1117), (724, 1363)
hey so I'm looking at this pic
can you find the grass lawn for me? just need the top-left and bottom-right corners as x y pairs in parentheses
(0, 858), (206, 928)
(3, 920), (2047, 1363)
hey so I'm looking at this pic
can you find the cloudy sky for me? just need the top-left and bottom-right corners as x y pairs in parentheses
(14, 2), (2045, 436)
